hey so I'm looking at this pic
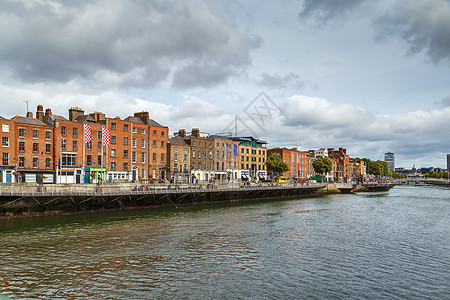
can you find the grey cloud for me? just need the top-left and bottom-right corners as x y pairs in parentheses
(298, 0), (370, 23)
(0, 0), (260, 89)
(374, 0), (450, 64)
(256, 72), (305, 90)
(437, 95), (450, 107)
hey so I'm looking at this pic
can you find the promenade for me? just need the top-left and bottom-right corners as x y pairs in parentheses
(0, 182), (326, 218)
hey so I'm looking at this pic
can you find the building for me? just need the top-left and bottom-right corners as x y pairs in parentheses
(167, 136), (191, 183)
(385, 152), (395, 171)
(0, 117), (16, 182)
(233, 136), (267, 181)
(447, 154), (450, 171)
(328, 148), (350, 182)
(267, 147), (309, 180)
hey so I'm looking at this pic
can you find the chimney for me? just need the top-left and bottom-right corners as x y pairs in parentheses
(178, 129), (186, 137)
(45, 108), (52, 117)
(192, 128), (200, 137)
(69, 107), (84, 122)
(134, 111), (149, 125)
(36, 105), (44, 122)
(26, 112), (33, 118)
(89, 111), (106, 122)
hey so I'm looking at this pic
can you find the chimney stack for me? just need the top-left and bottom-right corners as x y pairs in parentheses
(89, 112), (106, 123)
(192, 128), (200, 137)
(69, 107), (84, 122)
(45, 108), (52, 117)
(178, 129), (186, 137)
(134, 111), (149, 125)
(36, 105), (44, 122)
(26, 112), (33, 118)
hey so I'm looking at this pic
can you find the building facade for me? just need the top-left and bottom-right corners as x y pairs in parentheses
(385, 152), (395, 171)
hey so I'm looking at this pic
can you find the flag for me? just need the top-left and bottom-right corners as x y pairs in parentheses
(102, 127), (110, 145)
(84, 124), (91, 143)
(225, 143), (229, 155)
(233, 144), (237, 157)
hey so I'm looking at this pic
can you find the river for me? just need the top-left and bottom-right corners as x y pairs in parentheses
(0, 185), (449, 299)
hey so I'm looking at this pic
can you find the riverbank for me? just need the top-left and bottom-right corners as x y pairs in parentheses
(0, 182), (326, 219)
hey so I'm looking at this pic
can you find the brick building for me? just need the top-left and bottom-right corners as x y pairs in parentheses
(233, 136), (267, 181)
(167, 135), (191, 183)
(0, 117), (16, 182)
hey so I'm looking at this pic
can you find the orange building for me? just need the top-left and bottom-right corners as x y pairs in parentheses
(328, 148), (350, 182)
(267, 148), (309, 181)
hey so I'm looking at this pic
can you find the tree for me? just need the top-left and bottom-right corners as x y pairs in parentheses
(313, 156), (332, 175)
(266, 153), (289, 175)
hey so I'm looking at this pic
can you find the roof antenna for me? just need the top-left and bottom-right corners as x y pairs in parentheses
(25, 100), (29, 113)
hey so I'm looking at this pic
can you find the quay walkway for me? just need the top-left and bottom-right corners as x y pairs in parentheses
(0, 182), (326, 217)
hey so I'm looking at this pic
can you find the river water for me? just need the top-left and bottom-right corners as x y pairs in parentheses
(0, 186), (449, 299)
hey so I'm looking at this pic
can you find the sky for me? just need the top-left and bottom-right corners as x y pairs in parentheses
(1, 0), (449, 168)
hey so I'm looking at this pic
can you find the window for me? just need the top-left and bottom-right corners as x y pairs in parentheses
(193, 150), (196, 158)
(216, 150), (219, 158)
(161, 153), (164, 162)
(141, 139), (145, 148)
(111, 149), (116, 158)
(184, 148), (188, 154)
(193, 141), (196, 147)
(98, 155), (102, 166)
(98, 142), (102, 150)
(97, 131), (102, 139)
(209, 151), (212, 158)
(124, 150), (128, 158)
(111, 136), (116, 144)
(73, 128), (78, 137)
(46, 158), (51, 168)
(199, 142), (202, 147)
(87, 155), (92, 165)
(132, 127), (137, 134)
(216, 162), (219, 170)
(19, 128), (25, 137)
(132, 151), (137, 163)
(46, 144), (51, 153)
(73, 141), (77, 151)
(153, 140), (157, 147)
(141, 168), (145, 179)
(174, 147), (178, 153)
(87, 141), (92, 150)
(19, 142), (25, 151)
(241, 148), (244, 153)
(111, 162), (116, 171)
(123, 137), (129, 145)
(174, 154), (178, 162)
(61, 127), (66, 136)
(141, 152), (145, 163)
(132, 138), (137, 148)
(2, 137), (9, 147)
(124, 124), (129, 131)
(2, 152), (8, 165)
(33, 157), (38, 168)
(46, 131), (51, 140)
(19, 157), (25, 168)
(123, 163), (128, 171)
(152, 153), (157, 162)
(62, 153), (76, 166)
(111, 122), (117, 130)
(33, 129), (38, 138)
(198, 151), (201, 159)
(161, 141), (164, 148)
(61, 139), (66, 150)
(2, 124), (9, 132)
(184, 154), (188, 162)
(33, 142), (38, 152)
(153, 130), (156, 136)
(161, 131), (165, 137)
(141, 129), (146, 134)
(222, 151), (224, 158)
(217, 142), (219, 147)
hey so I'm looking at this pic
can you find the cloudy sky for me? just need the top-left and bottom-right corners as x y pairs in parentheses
(1, 0), (449, 168)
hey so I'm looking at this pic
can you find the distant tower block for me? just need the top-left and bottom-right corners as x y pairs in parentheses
(385, 152), (395, 171)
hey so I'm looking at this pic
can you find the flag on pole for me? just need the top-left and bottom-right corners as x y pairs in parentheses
(84, 124), (92, 143)
(233, 144), (237, 157)
(225, 143), (229, 155)
(102, 127), (110, 145)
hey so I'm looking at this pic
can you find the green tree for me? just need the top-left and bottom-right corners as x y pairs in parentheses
(266, 153), (289, 175)
(312, 156), (332, 175)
